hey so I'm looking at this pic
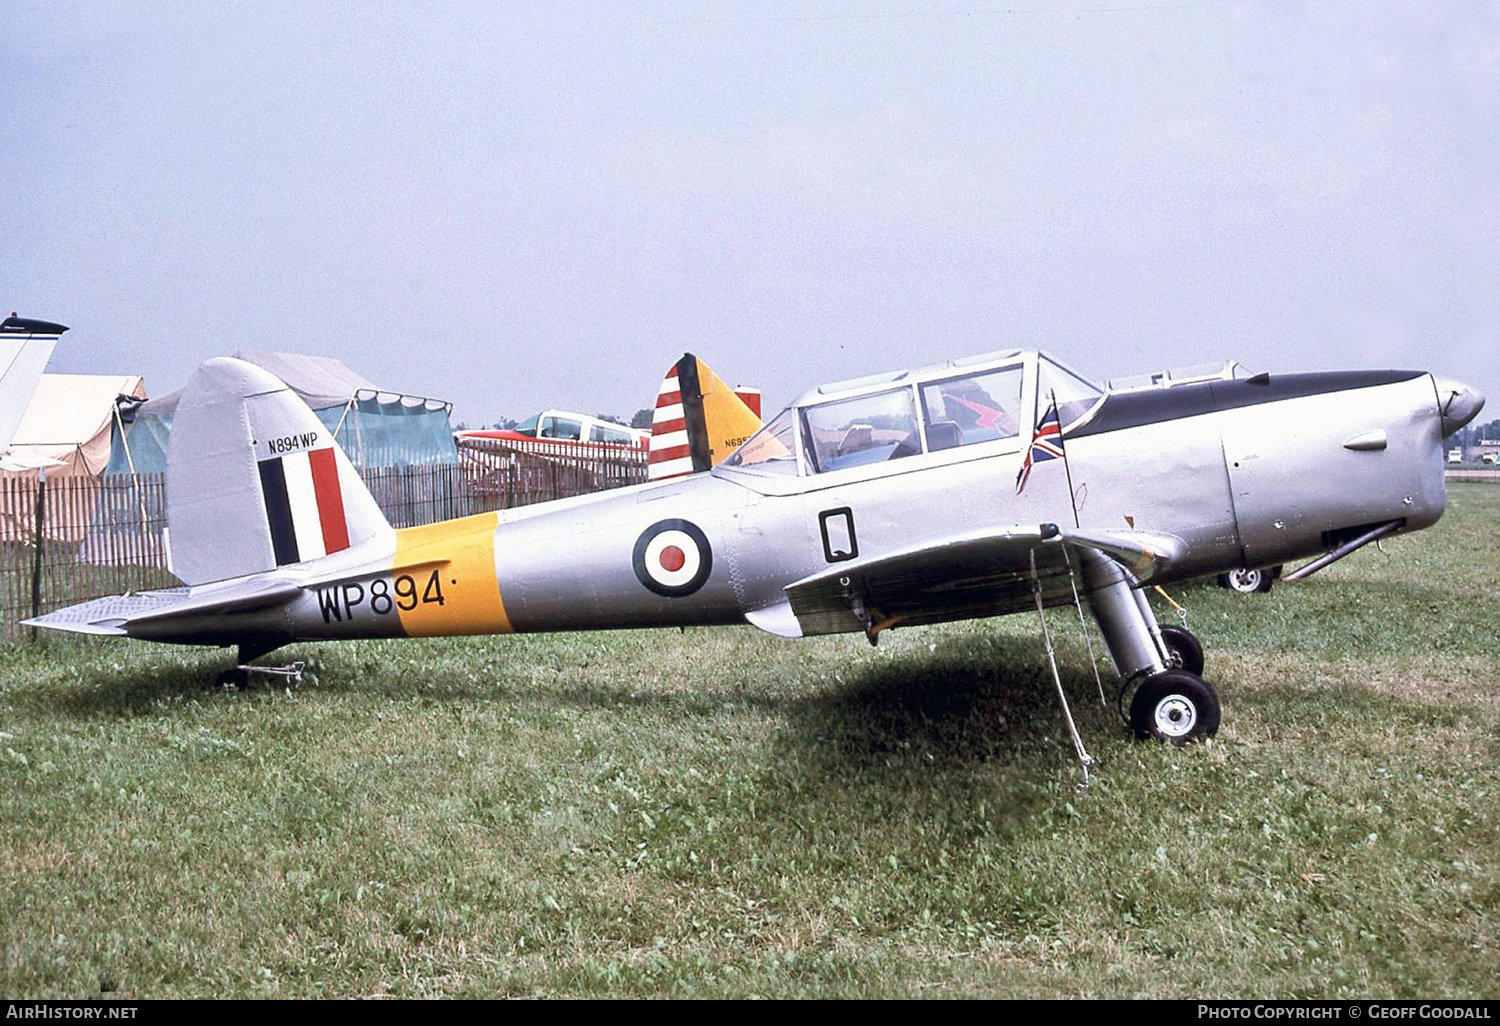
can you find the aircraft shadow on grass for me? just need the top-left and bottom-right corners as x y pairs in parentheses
(40, 652), (235, 720)
(775, 635), (1122, 774)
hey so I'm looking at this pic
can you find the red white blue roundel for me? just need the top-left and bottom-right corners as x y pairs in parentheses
(633, 519), (712, 597)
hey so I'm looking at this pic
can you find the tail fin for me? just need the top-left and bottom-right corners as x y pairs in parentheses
(166, 357), (390, 585)
(648, 354), (763, 481)
(0, 316), (67, 459)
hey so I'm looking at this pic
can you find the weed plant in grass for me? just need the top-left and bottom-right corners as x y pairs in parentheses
(0, 486), (1496, 998)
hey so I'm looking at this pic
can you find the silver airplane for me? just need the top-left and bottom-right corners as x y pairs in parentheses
(26, 348), (1483, 751)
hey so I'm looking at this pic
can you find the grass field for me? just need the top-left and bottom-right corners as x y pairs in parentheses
(1, 486), (1496, 999)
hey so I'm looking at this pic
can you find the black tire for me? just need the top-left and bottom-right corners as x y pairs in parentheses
(1217, 568), (1274, 594)
(1130, 670), (1220, 742)
(1158, 624), (1205, 676)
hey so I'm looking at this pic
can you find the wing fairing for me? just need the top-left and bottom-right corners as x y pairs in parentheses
(774, 523), (1184, 639)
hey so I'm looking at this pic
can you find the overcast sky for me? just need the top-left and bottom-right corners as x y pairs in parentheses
(5, 2), (1497, 426)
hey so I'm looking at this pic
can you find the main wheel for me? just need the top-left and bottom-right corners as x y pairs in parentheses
(1218, 567), (1274, 594)
(1130, 671), (1220, 742)
(1158, 624), (1205, 676)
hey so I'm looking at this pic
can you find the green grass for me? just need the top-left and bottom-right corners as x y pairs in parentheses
(1, 487), (1497, 998)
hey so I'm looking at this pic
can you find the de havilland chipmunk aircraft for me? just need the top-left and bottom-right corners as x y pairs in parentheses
(25, 345), (1483, 760)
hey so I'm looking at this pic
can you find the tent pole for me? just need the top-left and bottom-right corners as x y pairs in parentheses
(30, 468), (46, 640)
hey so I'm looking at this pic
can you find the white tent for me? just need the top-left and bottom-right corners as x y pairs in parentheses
(1, 374), (149, 547)
(6, 374), (146, 478)
(112, 352), (455, 473)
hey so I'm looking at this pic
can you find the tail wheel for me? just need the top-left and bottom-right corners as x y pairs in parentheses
(214, 668), (251, 690)
(1130, 670), (1220, 742)
(1158, 624), (1204, 676)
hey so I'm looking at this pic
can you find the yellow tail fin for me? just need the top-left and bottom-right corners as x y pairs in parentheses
(648, 354), (763, 481)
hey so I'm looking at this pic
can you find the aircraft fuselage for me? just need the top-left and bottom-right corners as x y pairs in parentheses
(149, 358), (1455, 655)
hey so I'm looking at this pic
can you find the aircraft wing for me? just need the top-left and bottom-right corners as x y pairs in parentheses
(747, 523), (1185, 639)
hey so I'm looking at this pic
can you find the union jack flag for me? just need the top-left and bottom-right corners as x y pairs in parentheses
(1015, 400), (1064, 494)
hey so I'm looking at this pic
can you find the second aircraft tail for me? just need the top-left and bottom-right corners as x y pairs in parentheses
(648, 354), (762, 481)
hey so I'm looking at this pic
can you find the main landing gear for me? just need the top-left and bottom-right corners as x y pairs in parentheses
(1079, 550), (1220, 744)
(1126, 669), (1221, 742)
(1158, 624), (1204, 676)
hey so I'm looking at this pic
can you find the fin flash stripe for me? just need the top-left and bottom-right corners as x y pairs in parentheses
(308, 448), (350, 554)
(259, 448), (351, 566)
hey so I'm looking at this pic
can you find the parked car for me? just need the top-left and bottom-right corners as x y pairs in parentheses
(458, 410), (648, 449)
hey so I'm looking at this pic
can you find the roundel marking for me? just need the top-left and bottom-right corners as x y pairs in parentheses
(633, 519), (712, 597)
(659, 545), (686, 572)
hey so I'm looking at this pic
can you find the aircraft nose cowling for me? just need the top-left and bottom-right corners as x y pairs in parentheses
(1434, 377), (1485, 438)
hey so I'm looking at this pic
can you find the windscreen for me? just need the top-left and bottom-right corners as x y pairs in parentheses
(722, 407), (804, 475)
(1037, 356), (1103, 428)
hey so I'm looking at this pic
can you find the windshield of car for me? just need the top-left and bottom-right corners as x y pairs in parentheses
(541, 415), (582, 441)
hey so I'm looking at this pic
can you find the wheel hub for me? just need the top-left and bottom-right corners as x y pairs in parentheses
(1228, 569), (1260, 592)
(1152, 695), (1198, 737)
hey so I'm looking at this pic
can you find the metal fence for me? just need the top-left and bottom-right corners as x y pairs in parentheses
(454, 435), (647, 511)
(0, 438), (647, 641)
(0, 472), (175, 640)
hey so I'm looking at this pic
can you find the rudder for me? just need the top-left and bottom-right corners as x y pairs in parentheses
(166, 357), (390, 585)
(0, 316), (67, 460)
(648, 354), (762, 481)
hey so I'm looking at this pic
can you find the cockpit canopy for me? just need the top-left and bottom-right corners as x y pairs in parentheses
(720, 351), (1102, 480)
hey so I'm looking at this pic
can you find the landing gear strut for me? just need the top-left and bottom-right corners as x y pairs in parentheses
(1080, 550), (1219, 743)
(215, 661), (308, 689)
(1158, 624), (1205, 676)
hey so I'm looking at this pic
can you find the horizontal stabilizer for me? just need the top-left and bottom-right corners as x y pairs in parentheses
(21, 593), (172, 635)
(23, 580), (302, 636)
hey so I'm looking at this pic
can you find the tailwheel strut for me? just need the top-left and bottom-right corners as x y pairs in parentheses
(216, 661), (308, 689)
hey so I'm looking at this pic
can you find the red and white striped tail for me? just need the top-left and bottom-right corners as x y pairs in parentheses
(648, 354), (764, 482)
(648, 359), (696, 481)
